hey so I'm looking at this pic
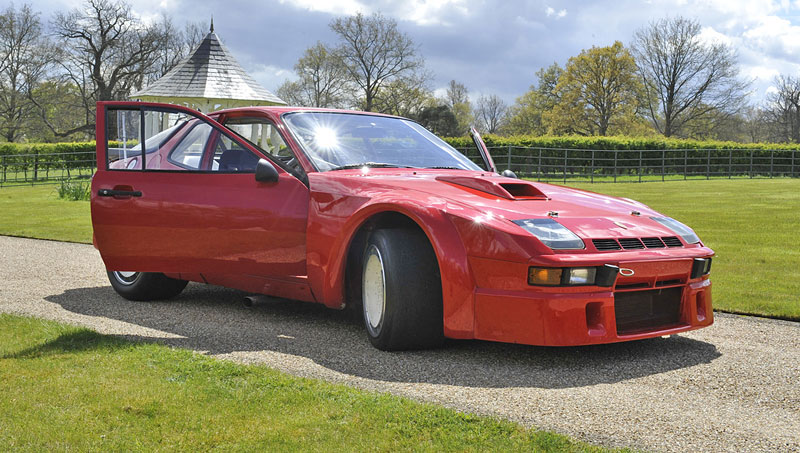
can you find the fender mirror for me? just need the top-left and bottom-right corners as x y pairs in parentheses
(501, 169), (518, 179)
(255, 158), (279, 183)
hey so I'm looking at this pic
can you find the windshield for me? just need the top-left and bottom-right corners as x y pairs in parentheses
(282, 112), (482, 172)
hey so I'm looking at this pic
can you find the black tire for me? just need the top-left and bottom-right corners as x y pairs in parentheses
(361, 228), (444, 351)
(106, 271), (188, 301)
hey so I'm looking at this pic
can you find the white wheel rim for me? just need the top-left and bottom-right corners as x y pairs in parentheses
(113, 271), (139, 286)
(363, 245), (386, 334)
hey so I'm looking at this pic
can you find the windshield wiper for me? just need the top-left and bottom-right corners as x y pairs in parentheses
(330, 162), (417, 171)
(425, 166), (467, 170)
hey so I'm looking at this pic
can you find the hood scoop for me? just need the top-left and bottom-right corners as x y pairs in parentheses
(436, 175), (547, 200)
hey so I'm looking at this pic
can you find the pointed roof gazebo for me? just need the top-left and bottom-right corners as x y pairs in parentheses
(132, 21), (285, 113)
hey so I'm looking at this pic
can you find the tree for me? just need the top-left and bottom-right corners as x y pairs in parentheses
(276, 42), (351, 108)
(763, 75), (800, 143)
(443, 80), (472, 134)
(545, 42), (640, 136)
(24, 79), (87, 142)
(0, 4), (54, 142)
(632, 16), (748, 137)
(505, 63), (563, 135)
(330, 12), (424, 112)
(474, 94), (507, 134)
(416, 104), (458, 137)
(43, 0), (163, 137)
(371, 74), (434, 117)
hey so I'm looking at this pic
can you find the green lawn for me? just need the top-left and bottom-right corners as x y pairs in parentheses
(564, 179), (800, 320)
(0, 314), (616, 452)
(0, 184), (92, 243)
(0, 179), (798, 319)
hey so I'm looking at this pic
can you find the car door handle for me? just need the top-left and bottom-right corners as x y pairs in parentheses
(98, 189), (142, 197)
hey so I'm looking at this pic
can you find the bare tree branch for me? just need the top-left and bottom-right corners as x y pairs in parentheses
(631, 16), (749, 137)
(330, 12), (424, 112)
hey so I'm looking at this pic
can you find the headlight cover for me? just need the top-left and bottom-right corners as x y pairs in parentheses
(512, 218), (585, 250)
(651, 217), (701, 244)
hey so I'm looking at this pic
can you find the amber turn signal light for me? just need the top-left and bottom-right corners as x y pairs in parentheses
(528, 267), (563, 286)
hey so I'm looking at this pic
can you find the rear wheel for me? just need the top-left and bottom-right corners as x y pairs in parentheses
(107, 271), (188, 301)
(361, 228), (443, 351)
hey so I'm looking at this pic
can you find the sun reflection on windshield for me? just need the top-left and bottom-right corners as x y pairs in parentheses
(313, 127), (339, 149)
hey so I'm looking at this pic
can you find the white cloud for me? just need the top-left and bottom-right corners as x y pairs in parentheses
(278, 0), (369, 16)
(545, 6), (567, 19)
(697, 26), (733, 46)
(247, 63), (297, 92)
(393, 0), (470, 26)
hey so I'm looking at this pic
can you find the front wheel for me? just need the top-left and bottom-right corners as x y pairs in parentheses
(107, 271), (188, 301)
(361, 228), (443, 351)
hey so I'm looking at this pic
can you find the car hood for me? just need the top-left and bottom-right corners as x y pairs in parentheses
(312, 169), (683, 240)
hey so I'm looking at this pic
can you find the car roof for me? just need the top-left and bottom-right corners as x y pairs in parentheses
(209, 105), (405, 120)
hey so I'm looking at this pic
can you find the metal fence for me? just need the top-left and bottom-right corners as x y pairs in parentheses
(1, 147), (798, 187)
(0, 151), (96, 187)
(460, 146), (800, 183)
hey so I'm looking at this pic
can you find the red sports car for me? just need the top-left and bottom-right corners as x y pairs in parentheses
(91, 101), (713, 350)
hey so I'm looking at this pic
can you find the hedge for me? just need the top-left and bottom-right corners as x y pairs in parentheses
(0, 137), (798, 181)
(440, 135), (800, 178)
(441, 134), (800, 151)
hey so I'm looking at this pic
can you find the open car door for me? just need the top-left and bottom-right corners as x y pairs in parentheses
(91, 101), (309, 281)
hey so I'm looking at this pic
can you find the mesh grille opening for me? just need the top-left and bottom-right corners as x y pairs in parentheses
(615, 287), (683, 334)
(662, 236), (683, 247)
(593, 239), (621, 251)
(641, 237), (666, 248)
(618, 238), (645, 249)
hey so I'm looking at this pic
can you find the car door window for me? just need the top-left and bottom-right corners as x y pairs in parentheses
(223, 118), (303, 177)
(105, 108), (218, 172)
(167, 122), (212, 170)
(209, 133), (261, 172)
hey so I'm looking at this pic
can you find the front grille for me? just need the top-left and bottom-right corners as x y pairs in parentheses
(614, 287), (682, 334)
(618, 238), (645, 249)
(592, 236), (685, 251)
(641, 237), (665, 248)
(593, 239), (621, 251)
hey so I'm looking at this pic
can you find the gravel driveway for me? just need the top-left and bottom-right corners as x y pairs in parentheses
(1, 235), (798, 452)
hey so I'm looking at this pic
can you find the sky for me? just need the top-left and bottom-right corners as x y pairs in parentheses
(23, 0), (800, 106)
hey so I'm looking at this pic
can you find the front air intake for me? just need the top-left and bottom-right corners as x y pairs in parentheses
(615, 287), (683, 334)
(641, 237), (666, 248)
(618, 238), (645, 249)
(592, 237), (685, 251)
(593, 239), (622, 251)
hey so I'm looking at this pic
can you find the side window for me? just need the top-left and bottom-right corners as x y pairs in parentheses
(167, 123), (212, 170)
(223, 118), (303, 176)
(105, 107), (211, 171)
(209, 133), (261, 172)
(106, 109), (143, 170)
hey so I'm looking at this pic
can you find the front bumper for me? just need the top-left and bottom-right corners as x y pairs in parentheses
(469, 255), (713, 346)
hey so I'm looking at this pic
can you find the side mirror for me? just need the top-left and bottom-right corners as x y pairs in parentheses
(255, 158), (279, 183)
(501, 169), (518, 179)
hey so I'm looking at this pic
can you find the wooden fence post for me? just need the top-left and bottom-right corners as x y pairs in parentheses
(770, 150), (774, 178)
(33, 151), (39, 183)
(728, 149), (733, 178)
(684, 149), (688, 180)
(638, 150), (643, 183)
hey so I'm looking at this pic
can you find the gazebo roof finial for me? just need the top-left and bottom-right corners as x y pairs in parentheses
(210, 16), (214, 33)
